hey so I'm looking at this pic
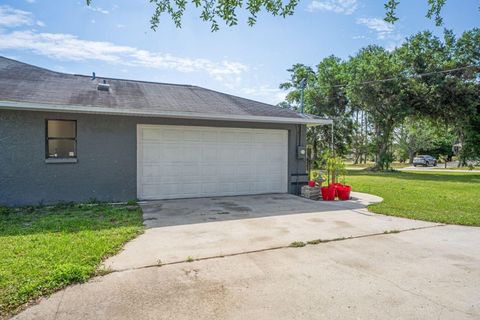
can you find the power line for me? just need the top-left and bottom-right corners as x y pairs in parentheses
(321, 64), (480, 89)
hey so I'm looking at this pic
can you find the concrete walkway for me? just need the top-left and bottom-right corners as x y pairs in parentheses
(13, 193), (480, 319)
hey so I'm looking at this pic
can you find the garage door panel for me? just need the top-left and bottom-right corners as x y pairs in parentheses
(221, 131), (239, 143)
(182, 145), (202, 162)
(141, 127), (163, 140)
(217, 164), (236, 178)
(180, 183), (203, 196)
(236, 132), (254, 143)
(138, 125), (288, 200)
(182, 129), (203, 141)
(201, 145), (218, 162)
(201, 131), (218, 141)
(217, 183), (236, 194)
(235, 182), (253, 193)
(201, 165), (217, 176)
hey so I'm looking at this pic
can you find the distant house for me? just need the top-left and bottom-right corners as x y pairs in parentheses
(0, 56), (331, 206)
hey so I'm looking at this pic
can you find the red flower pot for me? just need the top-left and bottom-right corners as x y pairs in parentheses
(337, 185), (352, 201)
(329, 183), (344, 198)
(321, 186), (336, 201)
(308, 180), (315, 187)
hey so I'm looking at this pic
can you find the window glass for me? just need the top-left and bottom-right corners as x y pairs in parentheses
(48, 120), (76, 138)
(48, 140), (76, 158)
(46, 120), (77, 159)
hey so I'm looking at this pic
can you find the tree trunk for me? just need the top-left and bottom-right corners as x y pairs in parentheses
(408, 150), (415, 164)
(374, 120), (393, 170)
(353, 153), (360, 165)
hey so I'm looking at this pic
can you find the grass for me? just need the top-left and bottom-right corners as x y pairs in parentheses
(0, 203), (143, 317)
(289, 241), (306, 248)
(345, 161), (410, 169)
(345, 170), (480, 226)
(433, 165), (480, 171)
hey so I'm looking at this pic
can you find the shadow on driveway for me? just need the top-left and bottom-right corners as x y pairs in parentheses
(140, 193), (377, 228)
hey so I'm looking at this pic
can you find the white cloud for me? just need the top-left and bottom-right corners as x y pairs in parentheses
(86, 6), (110, 14)
(356, 17), (394, 39)
(0, 30), (248, 77)
(116, 24), (125, 28)
(241, 85), (286, 104)
(0, 5), (257, 101)
(0, 5), (33, 27)
(307, 0), (358, 14)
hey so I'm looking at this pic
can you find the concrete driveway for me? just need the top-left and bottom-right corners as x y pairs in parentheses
(103, 192), (436, 271)
(14, 193), (480, 319)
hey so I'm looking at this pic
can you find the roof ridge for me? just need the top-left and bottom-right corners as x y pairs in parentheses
(0, 56), (286, 109)
(72, 73), (195, 88)
(0, 55), (195, 88)
(0, 55), (64, 76)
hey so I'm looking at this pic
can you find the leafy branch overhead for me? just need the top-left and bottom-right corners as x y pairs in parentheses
(384, 0), (447, 26)
(149, 0), (299, 31)
(86, 0), (455, 31)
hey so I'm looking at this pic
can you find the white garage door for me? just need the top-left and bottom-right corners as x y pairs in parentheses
(137, 125), (288, 200)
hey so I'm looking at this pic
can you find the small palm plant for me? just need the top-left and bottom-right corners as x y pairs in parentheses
(326, 156), (346, 185)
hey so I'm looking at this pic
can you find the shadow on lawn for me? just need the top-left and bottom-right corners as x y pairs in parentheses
(348, 170), (480, 184)
(0, 203), (143, 237)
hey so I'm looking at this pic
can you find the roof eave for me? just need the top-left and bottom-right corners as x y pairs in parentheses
(0, 101), (332, 125)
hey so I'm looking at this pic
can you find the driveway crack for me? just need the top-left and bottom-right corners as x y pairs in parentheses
(107, 224), (446, 274)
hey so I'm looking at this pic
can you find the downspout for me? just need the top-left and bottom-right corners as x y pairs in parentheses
(296, 124), (301, 195)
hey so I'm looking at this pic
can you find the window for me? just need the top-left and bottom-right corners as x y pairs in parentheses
(46, 120), (77, 159)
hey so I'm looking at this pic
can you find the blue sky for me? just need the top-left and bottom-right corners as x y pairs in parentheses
(0, 0), (478, 104)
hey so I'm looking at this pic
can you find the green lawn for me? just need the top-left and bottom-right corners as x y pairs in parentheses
(345, 162), (410, 169)
(345, 170), (480, 226)
(0, 203), (143, 317)
(432, 166), (480, 170)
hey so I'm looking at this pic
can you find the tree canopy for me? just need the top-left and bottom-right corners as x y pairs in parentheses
(280, 28), (480, 170)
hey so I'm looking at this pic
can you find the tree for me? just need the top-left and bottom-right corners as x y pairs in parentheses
(279, 28), (479, 170)
(280, 57), (353, 168)
(395, 118), (456, 165)
(398, 29), (480, 166)
(348, 45), (411, 170)
(395, 118), (438, 163)
(86, 0), (469, 31)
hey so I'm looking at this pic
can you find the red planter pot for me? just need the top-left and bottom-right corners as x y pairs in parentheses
(321, 186), (336, 201)
(329, 183), (344, 188)
(337, 185), (352, 201)
(329, 183), (344, 198)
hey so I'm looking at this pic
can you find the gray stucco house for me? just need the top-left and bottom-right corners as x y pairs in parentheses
(0, 56), (331, 206)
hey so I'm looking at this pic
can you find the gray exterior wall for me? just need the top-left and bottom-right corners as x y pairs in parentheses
(0, 109), (307, 206)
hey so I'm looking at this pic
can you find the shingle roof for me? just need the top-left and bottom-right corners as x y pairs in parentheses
(0, 56), (331, 125)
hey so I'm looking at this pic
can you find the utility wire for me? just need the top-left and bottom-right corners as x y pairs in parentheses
(313, 65), (480, 90)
